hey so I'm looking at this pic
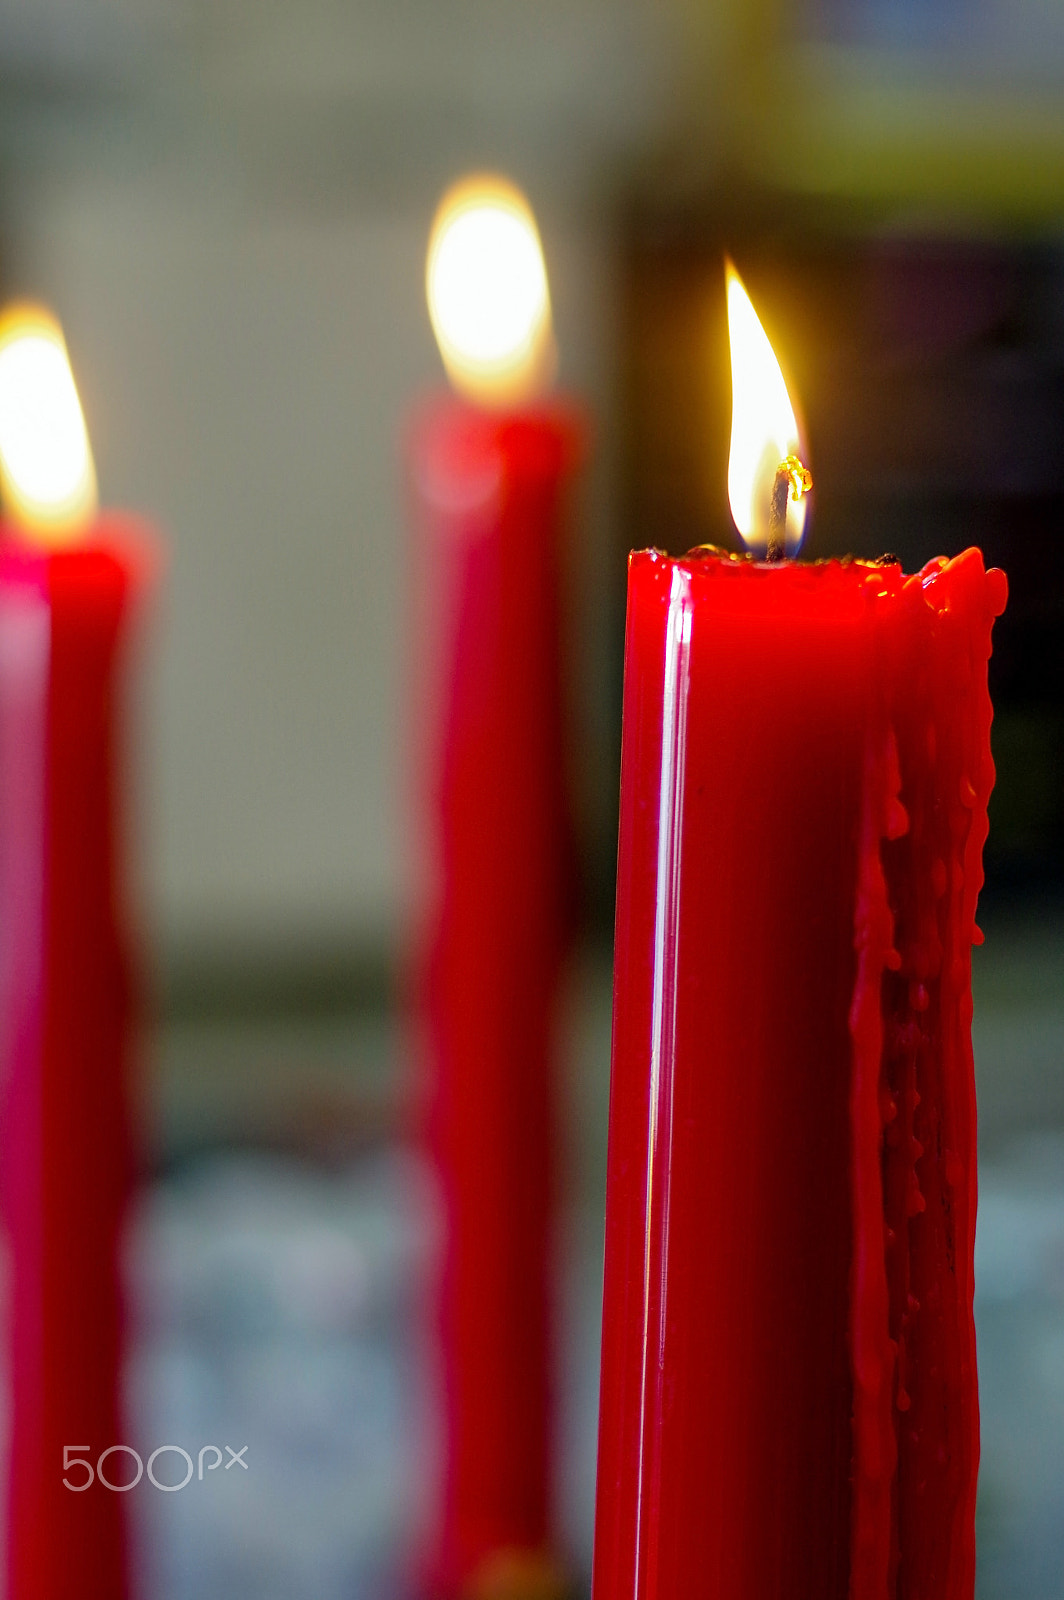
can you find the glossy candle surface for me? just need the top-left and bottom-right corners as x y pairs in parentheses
(0, 523), (152, 1600)
(409, 397), (582, 1598)
(593, 548), (1006, 1600)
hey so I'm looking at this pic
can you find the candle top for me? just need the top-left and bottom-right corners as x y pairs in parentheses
(630, 543), (1008, 624)
(0, 302), (98, 546)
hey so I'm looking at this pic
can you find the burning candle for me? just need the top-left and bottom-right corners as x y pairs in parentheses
(591, 265), (1006, 1600)
(409, 177), (584, 1600)
(0, 304), (156, 1600)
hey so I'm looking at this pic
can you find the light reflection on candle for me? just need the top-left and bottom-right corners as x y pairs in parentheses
(426, 175), (556, 408)
(0, 303), (97, 545)
(725, 261), (809, 556)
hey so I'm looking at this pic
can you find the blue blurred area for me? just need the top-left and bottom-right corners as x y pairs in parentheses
(127, 1151), (424, 1600)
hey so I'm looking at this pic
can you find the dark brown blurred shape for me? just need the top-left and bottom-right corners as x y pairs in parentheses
(618, 202), (1064, 891)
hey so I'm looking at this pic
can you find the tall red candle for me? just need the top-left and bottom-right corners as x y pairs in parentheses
(410, 177), (583, 1599)
(591, 266), (1008, 1600)
(0, 307), (155, 1600)
(410, 394), (582, 1599)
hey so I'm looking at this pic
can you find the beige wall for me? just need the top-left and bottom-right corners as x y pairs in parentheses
(0, 0), (675, 954)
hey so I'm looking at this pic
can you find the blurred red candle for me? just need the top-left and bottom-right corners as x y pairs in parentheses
(409, 178), (583, 1599)
(0, 305), (155, 1600)
(591, 268), (1007, 1600)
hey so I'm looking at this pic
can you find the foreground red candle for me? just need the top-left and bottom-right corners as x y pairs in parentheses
(0, 306), (155, 1600)
(409, 393), (582, 1599)
(592, 546), (1006, 1600)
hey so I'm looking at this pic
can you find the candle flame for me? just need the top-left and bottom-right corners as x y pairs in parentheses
(0, 303), (97, 544)
(726, 261), (809, 556)
(426, 175), (556, 408)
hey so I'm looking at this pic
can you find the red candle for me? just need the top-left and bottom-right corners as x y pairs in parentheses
(409, 179), (583, 1599)
(0, 307), (156, 1600)
(591, 269), (1007, 1600)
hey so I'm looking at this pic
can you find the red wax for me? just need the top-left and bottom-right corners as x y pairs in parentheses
(592, 548), (1006, 1600)
(0, 520), (154, 1600)
(408, 396), (583, 1597)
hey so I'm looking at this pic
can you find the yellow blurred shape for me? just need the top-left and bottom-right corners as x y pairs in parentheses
(0, 303), (97, 544)
(426, 176), (556, 408)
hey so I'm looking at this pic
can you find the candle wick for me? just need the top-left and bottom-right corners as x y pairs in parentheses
(767, 454), (812, 562)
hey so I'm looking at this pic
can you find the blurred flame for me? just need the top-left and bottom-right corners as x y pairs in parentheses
(726, 262), (808, 555)
(426, 176), (556, 408)
(0, 303), (97, 544)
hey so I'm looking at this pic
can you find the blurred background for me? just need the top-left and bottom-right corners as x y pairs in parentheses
(1, 0), (1062, 1596)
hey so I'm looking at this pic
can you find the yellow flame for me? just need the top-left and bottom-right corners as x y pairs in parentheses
(426, 176), (556, 408)
(726, 262), (809, 555)
(0, 303), (97, 544)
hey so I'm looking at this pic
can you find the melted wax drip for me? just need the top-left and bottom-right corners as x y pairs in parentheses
(849, 550), (1007, 1600)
